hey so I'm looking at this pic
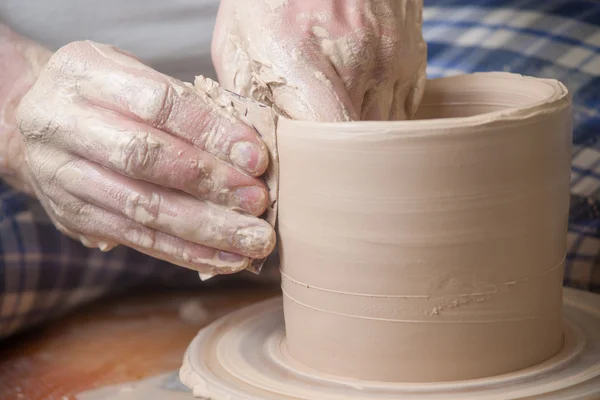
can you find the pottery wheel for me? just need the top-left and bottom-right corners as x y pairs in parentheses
(180, 288), (600, 399)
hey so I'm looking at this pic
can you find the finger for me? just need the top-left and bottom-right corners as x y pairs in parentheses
(56, 159), (276, 259)
(48, 41), (269, 176)
(31, 152), (249, 274)
(58, 199), (251, 274)
(388, 73), (427, 121)
(56, 104), (268, 216)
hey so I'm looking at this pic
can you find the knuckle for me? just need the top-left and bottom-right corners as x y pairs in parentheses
(46, 198), (80, 232)
(29, 150), (66, 189)
(15, 108), (32, 138)
(50, 198), (89, 222)
(123, 191), (162, 225)
(47, 41), (91, 76)
(17, 104), (65, 143)
(188, 159), (215, 197)
(35, 115), (61, 141)
(54, 161), (83, 189)
(151, 80), (176, 129)
(111, 130), (161, 176)
(44, 190), (101, 243)
(200, 119), (232, 159)
(197, 178), (217, 199)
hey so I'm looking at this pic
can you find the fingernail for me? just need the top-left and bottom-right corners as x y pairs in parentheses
(230, 186), (267, 215)
(218, 251), (245, 262)
(233, 224), (275, 257)
(230, 141), (261, 174)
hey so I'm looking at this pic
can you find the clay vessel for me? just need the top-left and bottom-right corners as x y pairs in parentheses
(277, 72), (572, 382)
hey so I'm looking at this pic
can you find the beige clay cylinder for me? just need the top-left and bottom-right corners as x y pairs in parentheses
(277, 72), (572, 382)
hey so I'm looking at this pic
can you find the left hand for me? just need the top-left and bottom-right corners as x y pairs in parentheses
(15, 41), (276, 274)
(212, 0), (427, 122)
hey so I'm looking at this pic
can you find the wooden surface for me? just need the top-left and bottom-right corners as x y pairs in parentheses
(0, 284), (279, 400)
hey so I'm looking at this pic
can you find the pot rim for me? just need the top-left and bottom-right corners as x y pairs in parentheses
(276, 72), (571, 138)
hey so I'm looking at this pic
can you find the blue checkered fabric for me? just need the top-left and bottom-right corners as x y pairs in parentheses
(1, 0), (599, 339)
(0, 188), (201, 338)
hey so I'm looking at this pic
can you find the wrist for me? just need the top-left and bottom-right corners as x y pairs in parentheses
(0, 25), (52, 194)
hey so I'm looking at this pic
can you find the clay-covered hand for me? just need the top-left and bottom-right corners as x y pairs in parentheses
(16, 41), (276, 275)
(212, 0), (427, 122)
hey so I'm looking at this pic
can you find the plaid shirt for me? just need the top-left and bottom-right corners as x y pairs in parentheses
(1, 0), (599, 339)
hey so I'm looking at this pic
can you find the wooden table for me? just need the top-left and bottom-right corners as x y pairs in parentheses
(0, 284), (279, 400)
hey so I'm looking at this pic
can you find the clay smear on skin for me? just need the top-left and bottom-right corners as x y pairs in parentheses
(19, 42), (274, 274)
(218, 0), (426, 121)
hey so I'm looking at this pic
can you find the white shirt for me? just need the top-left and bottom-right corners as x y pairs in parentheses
(0, 0), (219, 82)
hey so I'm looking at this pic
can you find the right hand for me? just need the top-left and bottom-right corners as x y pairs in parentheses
(16, 41), (276, 275)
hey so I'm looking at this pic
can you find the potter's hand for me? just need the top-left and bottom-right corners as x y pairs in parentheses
(16, 41), (276, 274)
(213, 0), (427, 121)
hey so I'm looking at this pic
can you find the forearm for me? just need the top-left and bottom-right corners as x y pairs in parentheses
(0, 24), (52, 194)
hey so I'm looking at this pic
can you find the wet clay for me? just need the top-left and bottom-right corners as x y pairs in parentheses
(180, 288), (600, 399)
(193, 77), (279, 279)
(277, 72), (572, 382)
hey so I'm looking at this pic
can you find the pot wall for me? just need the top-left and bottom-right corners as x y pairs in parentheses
(277, 73), (572, 382)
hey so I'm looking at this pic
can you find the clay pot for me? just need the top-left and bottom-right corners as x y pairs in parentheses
(277, 72), (572, 382)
